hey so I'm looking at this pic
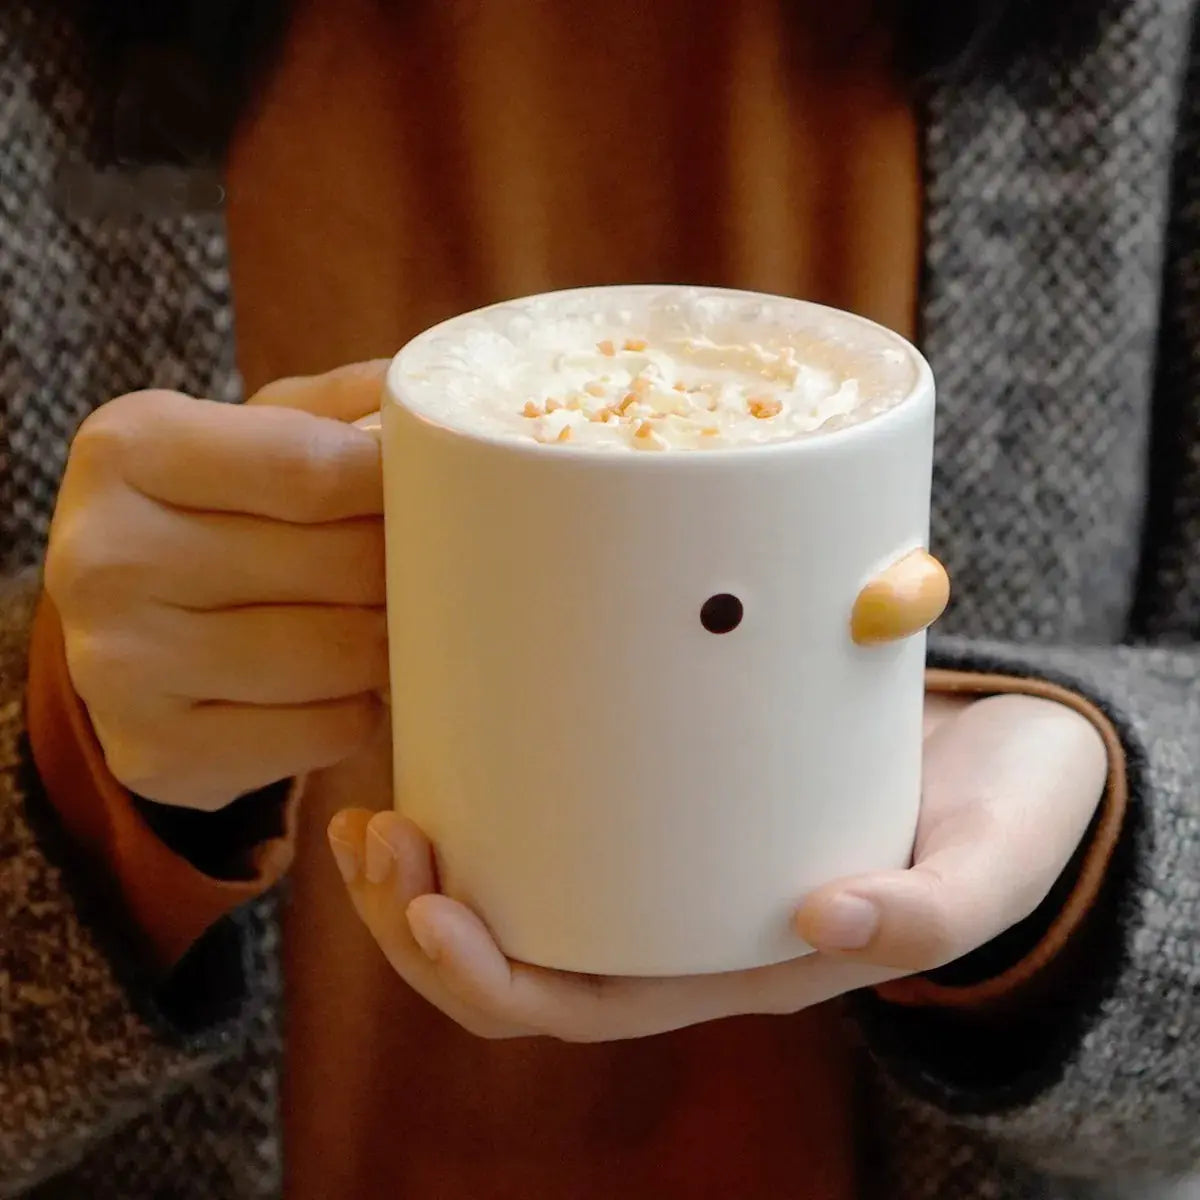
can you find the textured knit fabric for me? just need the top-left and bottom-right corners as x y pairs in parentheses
(1, 2), (1199, 1200)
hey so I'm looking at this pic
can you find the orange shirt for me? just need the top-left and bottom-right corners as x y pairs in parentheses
(24, 2), (1127, 1198)
(228, 5), (914, 1194)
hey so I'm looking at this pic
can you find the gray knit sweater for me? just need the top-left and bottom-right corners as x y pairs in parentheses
(2, 1), (1199, 1197)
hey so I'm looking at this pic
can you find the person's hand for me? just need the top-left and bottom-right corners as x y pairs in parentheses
(45, 361), (390, 811)
(328, 690), (1107, 1042)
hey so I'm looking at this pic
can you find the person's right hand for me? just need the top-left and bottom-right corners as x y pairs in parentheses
(44, 361), (390, 811)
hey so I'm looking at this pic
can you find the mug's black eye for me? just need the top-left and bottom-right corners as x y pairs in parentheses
(700, 593), (743, 634)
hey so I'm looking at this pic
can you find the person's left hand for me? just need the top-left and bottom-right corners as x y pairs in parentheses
(327, 691), (1108, 1042)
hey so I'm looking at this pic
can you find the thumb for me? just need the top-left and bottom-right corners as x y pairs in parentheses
(248, 359), (390, 422)
(794, 693), (1107, 972)
(794, 805), (1019, 972)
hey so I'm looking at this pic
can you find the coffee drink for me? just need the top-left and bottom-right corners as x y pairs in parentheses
(394, 286), (916, 451)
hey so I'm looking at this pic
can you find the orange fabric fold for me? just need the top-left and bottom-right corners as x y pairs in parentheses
(25, 594), (298, 971)
(876, 668), (1129, 1015)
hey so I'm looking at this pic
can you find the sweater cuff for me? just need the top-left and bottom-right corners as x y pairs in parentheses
(874, 668), (1128, 1017)
(25, 593), (300, 971)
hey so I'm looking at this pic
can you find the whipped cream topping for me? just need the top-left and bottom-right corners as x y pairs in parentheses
(392, 286), (919, 452)
(512, 335), (870, 451)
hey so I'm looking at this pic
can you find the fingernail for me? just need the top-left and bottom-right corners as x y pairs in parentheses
(365, 824), (396, 885)
(407, 907), (441, 962)
(811, 894), (880, 950)
(328, 834), (359, 884)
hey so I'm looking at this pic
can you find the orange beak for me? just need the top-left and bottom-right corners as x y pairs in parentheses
(850, 548), (950, 646)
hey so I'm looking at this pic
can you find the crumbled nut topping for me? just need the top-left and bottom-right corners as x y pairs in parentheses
(748, 395), (783, 419)
(523, 336), (790, 448)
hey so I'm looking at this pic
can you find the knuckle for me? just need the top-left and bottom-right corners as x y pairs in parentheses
(63, 630), (140, 701)
(45, 519), (150, 611)
(104, 730), (228, 811)
(71, 391), (173, 471)
(70, 406), (133, 473)
(44, 522), (106, 607)
(101, 733), (171, 800)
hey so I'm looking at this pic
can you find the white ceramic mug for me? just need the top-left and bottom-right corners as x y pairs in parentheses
(363, 285), (946, 977)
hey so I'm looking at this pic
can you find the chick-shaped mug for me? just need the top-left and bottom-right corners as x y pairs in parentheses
(360, 285), (948, 977)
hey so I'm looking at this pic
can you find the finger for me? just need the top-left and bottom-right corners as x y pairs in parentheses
(61, 500), (385, 610)
(406, 895), (902, 1043)
(100, 695), (383, 810)
(329, 811), (529, 1040)
(334, 828), (727, 1041)
(126, 603), (389, 704)
(336, 824), (902, 1042)
(796, 694), (1108, 971)
(163, 514), (385, 608)
(72, 389), (382, 521)
(248, 359), (389, 420)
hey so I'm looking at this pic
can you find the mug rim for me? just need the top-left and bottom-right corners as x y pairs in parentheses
(384, 284), (935, 465)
